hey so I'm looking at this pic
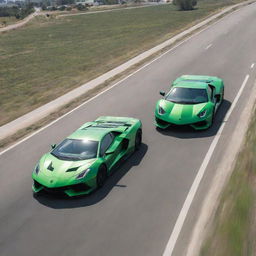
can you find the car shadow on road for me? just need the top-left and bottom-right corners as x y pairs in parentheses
(34, 143), (148, 209)
(156, 100), (231, 139)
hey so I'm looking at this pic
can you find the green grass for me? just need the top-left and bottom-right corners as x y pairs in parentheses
(0, 16), (18, 26)
(0, 0), (248, 125)
(201, 111), (256, 256)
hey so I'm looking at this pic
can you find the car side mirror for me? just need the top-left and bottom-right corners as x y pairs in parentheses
(215, 94), (221, 103)
(160, 91), (165, 97)
(51, 144), (56, 149)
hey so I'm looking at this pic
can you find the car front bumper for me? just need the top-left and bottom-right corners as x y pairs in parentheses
(155, 114), (212, 130)
(32, 179), (95, 197)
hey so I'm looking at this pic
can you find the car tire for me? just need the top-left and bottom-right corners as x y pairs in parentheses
(33, 191), (40, 198)
(155, 126), (162, 131)
(211, 110), (215, 126)
(96, 165), (107, 188)
(135, 129), (142, 151)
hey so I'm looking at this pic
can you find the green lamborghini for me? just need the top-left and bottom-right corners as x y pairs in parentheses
(155, 75), (224, 130)
(32, 116), (142, 197)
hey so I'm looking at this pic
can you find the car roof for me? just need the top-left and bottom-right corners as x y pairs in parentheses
(179, 75), (219, 82)
(67, 128), (110, 141)
(173, 81), (208, 89)
(175, 75), (220, 83)
(67, 120), (131, 141)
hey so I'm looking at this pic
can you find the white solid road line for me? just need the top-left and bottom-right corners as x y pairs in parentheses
(162, 74), (250, 256)
(205, 44), (212, 50)
(251, 63), (255, 69)
(0, 8), (243, 157)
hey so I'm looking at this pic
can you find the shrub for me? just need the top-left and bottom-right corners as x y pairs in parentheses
(41, 4), (47, 10)
(102, 0), (118, 4)
(173, 0), (197, 10)
(76, 4), (88, 11)
(59, 5), (66, 10)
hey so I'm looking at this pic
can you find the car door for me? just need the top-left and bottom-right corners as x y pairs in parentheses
(207, 85), (217, 113)
(99, 133), (119, 171)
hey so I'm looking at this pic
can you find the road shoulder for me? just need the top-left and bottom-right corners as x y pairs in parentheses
(185, 77), (256, 256)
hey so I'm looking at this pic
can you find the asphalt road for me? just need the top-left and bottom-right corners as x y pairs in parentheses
(1, 3), (256, 256)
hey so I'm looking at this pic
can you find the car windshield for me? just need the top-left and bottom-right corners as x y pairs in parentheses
(166, 87), (208, 104)
(51, 139), (98, 161)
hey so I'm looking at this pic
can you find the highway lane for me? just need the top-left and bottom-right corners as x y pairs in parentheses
(1, 3), (256, 256)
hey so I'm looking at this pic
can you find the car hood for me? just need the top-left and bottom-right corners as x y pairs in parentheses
(35, 153), (96, 187)
(157, 99), (208, 124)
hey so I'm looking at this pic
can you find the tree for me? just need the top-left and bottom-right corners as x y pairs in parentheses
(41, 4), (47, 10)
(15, 13), (21, 19)
(76, 3), (87, 10)
(0, 4), (34, 19)
(59, 5), (66, 10)
(173, 0), (197, 11)
(102, 0), (118, 5)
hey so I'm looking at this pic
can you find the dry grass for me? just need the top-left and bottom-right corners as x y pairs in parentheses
(201, 109), (256, 256)
(0, 16), (18, 26)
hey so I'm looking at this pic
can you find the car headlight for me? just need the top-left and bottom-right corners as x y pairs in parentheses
(197, 110), (207, 118)
(158, 106), (166, 115)
(34, 163), (40, 175)
(76, 169), (90, 180)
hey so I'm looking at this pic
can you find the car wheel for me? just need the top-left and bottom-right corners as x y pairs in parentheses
(96, 165), (107, 188)
(211, 110), (215, 126)
(135, 129), (142, 150)
(156, 126), (162, 131)
(33, 191), (40, 198)
(222, 87), (224, 103)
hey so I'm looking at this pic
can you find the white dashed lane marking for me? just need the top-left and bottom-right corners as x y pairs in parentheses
(205, 44), (212, 50)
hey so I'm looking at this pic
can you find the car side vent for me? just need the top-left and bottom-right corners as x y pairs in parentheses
(66, 167), (80, 172)
(47, 162), (54, 171)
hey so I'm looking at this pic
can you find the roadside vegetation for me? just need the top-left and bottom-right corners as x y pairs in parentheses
(0, 16), (17, 26)
(201, 109), (256, 256)
(173, 0), (198, 10)
(0, 0), (249, 126)
(0, 4), (34, 24)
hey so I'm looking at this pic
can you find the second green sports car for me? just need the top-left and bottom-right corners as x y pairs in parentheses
(32, 116), (142, 197)
(155, 75), (224, 130)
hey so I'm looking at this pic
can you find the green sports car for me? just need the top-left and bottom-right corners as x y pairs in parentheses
(32, 116), (142, 197)
(155, 75), (224, 130)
